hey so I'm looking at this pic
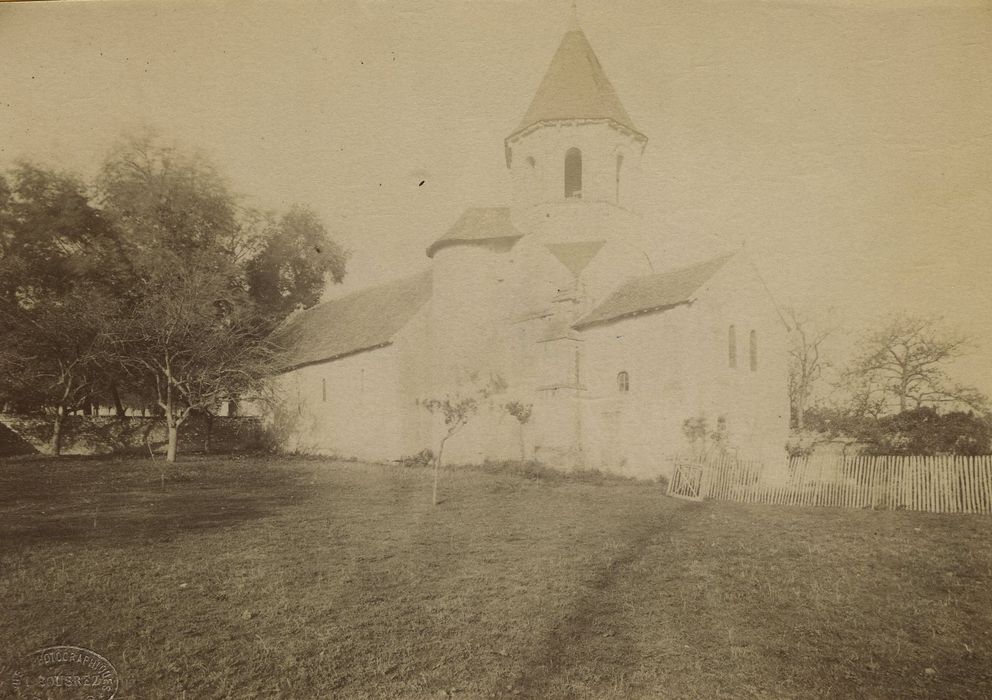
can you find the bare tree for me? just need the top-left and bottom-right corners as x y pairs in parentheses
(845, 313), (987, 415)
(110, 260), (278, 462)
(420, 374), (506, 505)
(786, 308), (832, 431)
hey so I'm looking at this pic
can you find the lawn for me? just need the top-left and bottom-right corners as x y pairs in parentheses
(1, 455), (991, 699)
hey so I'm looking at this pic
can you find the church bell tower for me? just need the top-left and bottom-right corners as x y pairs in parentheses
(504, 7), (648, 244)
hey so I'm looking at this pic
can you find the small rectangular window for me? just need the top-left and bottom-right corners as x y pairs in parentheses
(749, 330), (758, 372)
(322, 378), (327, 403)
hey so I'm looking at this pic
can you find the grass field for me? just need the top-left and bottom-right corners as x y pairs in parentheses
(1, 455), (991, 699)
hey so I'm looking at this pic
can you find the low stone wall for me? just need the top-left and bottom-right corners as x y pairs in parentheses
(0, 415), (262, 456)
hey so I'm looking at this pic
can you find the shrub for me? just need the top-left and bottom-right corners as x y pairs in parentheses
(807, 405), (992, 456)
(656, 473), (670, 492)
(398, 448), (434, 469)
(863, 408), (991, 456)
(479, 459), (562, 481)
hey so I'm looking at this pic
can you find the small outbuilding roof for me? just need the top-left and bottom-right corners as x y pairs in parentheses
(574, 254), (733, 329)
(426, 207), (523, 258)
(272, 270), (432, 372)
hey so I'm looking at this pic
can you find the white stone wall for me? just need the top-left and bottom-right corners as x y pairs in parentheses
(580, 305), (693, 478)
(273, 254), (788, 476)
(273, 305), (433, 461)
(275, 348), (403, 459)
(683, 257), (791, 468)
(427, 248), (520, 464)
(577, 257), (790, 478)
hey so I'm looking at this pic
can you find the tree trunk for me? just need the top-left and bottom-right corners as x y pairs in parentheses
(51, 408), (65, 456)
(433, 436), (448, 506)
(110, 383), (125, 419)
(204, 412), (214, 454)
(166, 424), (178, 463)
(164, 366), (179, 463)
(519, 424), (526, 461)
(796, 398), (806, 432)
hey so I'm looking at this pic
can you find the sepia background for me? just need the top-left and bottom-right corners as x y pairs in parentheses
(1, 0), (989, 393)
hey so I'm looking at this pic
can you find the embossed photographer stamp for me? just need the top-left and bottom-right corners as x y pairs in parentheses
(8, 645), (119, 700)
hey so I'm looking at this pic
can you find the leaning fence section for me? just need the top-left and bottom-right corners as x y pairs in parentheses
(672, 454), (992, 514)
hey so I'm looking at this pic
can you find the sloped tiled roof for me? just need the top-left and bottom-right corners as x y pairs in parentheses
(514, 27), (640, 136)
(426, 207), (523, 258)
(574, 255), (734, 329)
(272, 270), (432, 372)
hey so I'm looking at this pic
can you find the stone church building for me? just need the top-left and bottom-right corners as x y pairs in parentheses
(272, 16), (789, 478)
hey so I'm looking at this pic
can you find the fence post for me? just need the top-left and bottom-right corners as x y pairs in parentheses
(968, 456), (981, 513)
(960, 456), (970, 513)
(941, 455), (951, 514)
(985, 457), (992, 513)
(934, 455), (941, 513)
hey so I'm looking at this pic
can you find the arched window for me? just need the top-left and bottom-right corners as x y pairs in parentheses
(728, 325), (738, 369)
(526, 156), (536, 168)
(617, 371), (630, 393)
(749, 330), (758, 372)
(615, 154), (624, 204)
(564, 147), (582, 198)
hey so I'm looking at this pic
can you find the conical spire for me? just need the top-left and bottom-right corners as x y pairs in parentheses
(513, 9), (640, 136)
(566, 0), (581, 33)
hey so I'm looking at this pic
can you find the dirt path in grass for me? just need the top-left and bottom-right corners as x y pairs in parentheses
(498, 499), (992, 699)
(501, 502), (699, 698)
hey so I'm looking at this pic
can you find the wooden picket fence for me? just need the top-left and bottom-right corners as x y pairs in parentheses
(669, 453), (992, 514)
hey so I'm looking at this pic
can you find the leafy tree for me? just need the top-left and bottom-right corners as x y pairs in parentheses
(96, 132), (345, 461)
(0, 164), (126, 451)
(0, 290), (120, 454)
(97, 132), (241, 265)
(0, 163), (128, 304)
(99, 131), (347, 323)
(0, 134), (345, 460)
(245, 205), (348, 324)
(844, 314), (987, 415)
(504, 400), (533, 461)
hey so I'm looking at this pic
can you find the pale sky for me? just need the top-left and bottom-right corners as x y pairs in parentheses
(1, 0), (990, 397)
